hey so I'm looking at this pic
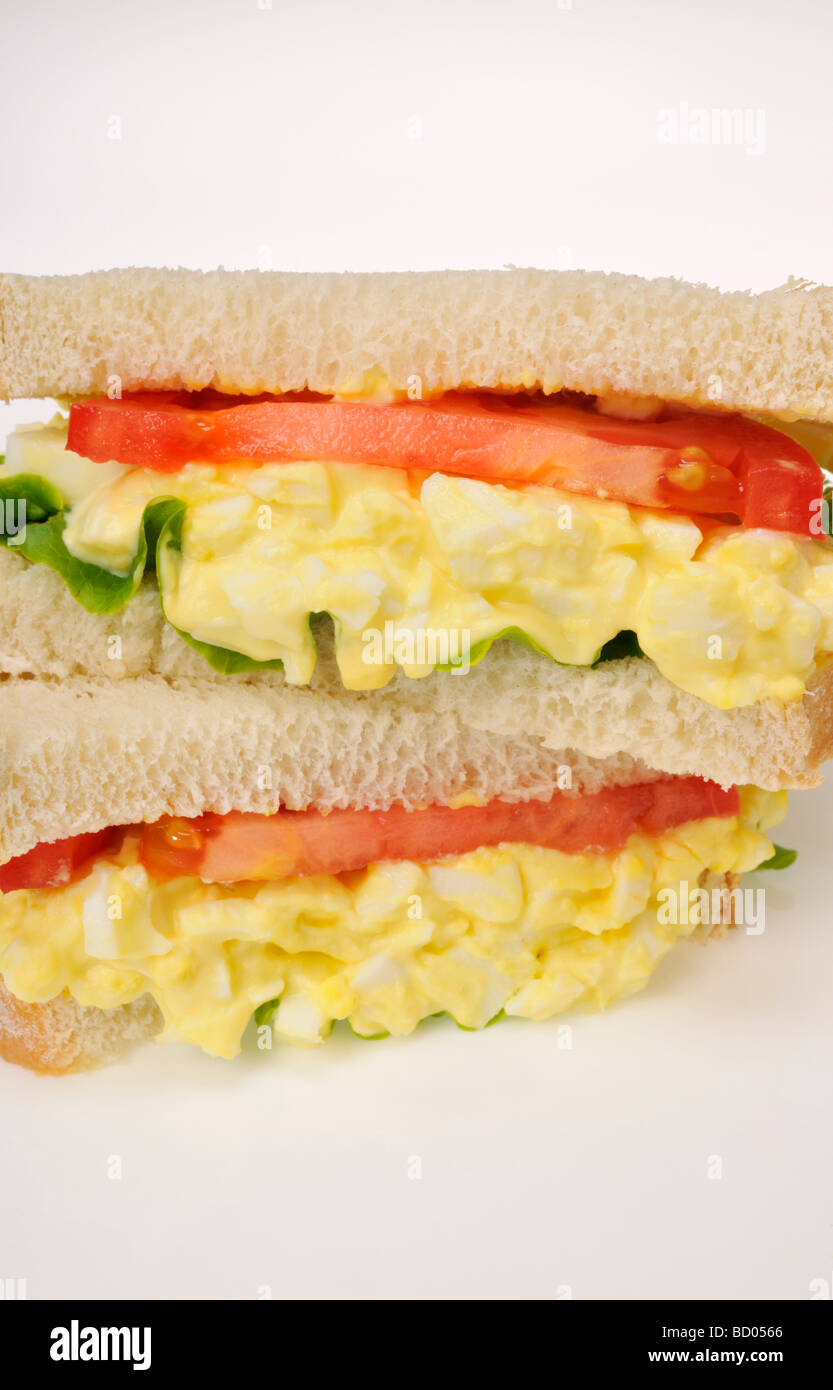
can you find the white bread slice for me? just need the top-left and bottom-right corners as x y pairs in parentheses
(0, 870), (739, 1073)
(3, 268), (833, 419)
(0, 671), (666, 865)
(1, 654), (830, 865)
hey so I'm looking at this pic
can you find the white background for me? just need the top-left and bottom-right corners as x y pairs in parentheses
(2, 0), (833, 1300)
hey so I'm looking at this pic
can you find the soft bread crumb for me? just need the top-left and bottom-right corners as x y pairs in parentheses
(0, 664), (666, 863)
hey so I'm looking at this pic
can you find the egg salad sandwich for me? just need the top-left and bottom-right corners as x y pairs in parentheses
(0, 266), (832, 1072)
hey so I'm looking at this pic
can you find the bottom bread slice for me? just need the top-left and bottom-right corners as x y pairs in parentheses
(0, 983), (161, 1074)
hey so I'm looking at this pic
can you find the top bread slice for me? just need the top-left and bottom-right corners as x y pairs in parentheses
(3, 267), (833, 420)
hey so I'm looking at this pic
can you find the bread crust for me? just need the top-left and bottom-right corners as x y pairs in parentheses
(806, 660), (833, 768)
(0, 979), (161, 1073)
(3, 267), (833, 419)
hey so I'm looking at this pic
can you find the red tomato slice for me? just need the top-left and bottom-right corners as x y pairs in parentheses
(138, 778), (739, 884)
(66, 392), (821, 533)
(0, 828), (122, 894)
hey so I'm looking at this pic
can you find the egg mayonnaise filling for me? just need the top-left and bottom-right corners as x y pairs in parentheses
(0, 789), (785, 1057)
(4, 421), (833, 708)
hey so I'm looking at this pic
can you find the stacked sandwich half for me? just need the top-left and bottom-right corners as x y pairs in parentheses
(1, 267), (832, 1071)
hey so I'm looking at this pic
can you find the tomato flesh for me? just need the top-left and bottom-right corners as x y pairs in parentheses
(1, 780), (739, 893)
(0, 828), (121, 894)
(66, 392), (821, 534)
(138, 778), (738, 884)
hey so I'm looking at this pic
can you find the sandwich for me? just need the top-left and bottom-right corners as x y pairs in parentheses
(0, 266), (831, 1072)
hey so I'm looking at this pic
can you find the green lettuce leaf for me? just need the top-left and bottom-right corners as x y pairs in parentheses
(451, 1008), (506, 1031)
(0, 472), (64, 522)
(436, 624), (551, 673)
(593, 629), (643, 663)
(171, 625), (287, 675)
(756, 844), (798, 871)
(437, 625), (643, 674)
(0, 477), (181, 615)
(253, 997), (283, 1027)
